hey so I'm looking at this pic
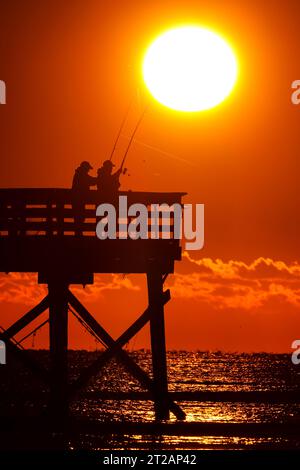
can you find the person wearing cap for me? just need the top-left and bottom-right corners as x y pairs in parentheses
(72, 161), (96, 191)
(96, 160), (122, 197)
(72, 161), (96, 235)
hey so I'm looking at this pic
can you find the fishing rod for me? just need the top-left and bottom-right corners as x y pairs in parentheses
(109, 89), (143, 163)
(109, 101), (133, 162)
(119, 105), (148, 171)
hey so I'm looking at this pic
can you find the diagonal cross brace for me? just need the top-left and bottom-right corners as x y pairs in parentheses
(0, 296), (50, 383)
(68, 289), (170, 393)
(68, 290), (186, 420)
(0, 295), (49, 341)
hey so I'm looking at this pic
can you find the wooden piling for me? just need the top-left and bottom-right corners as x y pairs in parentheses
(48, 281), (69, 424)
(147, 272), (170, 420)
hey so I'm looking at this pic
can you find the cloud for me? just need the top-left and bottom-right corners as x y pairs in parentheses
(0, 273), (140, 305)
(0, 273), (46, 305)
(71, 274), (140, 302)
(1, 255), (300, 311)
(166, 253), (300, 310)
(182, 253), (300, 279)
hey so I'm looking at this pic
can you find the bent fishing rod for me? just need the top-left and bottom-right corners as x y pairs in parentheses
(119, 105), (148, 172)
(109, 99), (133, 162)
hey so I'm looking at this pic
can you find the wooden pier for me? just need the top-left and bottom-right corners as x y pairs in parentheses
(0, 188), (186, 422)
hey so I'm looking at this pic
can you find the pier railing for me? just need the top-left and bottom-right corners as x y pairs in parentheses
(0, 188), (186, 274)
(0, 188), (185, 238)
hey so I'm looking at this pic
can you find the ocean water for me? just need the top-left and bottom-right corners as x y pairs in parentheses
(1, 350), (300, 449)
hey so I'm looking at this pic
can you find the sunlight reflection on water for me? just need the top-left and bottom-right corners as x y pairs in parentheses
(2, 350), (300, 449)
(67, 351), (300, 449)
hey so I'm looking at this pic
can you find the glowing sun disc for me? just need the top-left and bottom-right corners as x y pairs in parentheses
(142, 26), (238, 112)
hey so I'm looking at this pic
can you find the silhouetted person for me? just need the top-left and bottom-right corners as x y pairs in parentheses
(96, 160), (122, 198)
(72, 161), (96, 236)
(72, 161), (96, 191)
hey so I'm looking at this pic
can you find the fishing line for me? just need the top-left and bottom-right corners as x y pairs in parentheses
(109, 87), (144, 163)
(120, 104), (149, 171)
(109, 99), (133, 162)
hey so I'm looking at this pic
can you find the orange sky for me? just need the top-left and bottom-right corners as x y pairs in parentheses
(1, 0), (300, 352)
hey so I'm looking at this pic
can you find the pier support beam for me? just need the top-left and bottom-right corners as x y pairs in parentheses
(48, 281), (69, 424)
(147, 272), (170, 420)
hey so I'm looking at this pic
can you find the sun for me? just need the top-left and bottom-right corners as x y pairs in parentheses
(142, 26), (238, 112)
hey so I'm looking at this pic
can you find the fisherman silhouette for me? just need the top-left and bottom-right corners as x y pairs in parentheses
(96, 160), (123, 197)
(72, 161), (96, 191)
(72, 161), (96, 236)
